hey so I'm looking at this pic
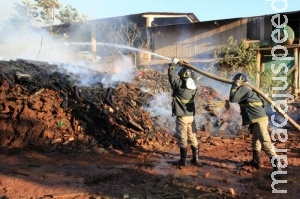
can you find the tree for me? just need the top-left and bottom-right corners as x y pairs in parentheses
(34, 0), (87, 33)
(97, 18), (152, 67)
(214, 36), (259, 82)
(57, 5), (87, 24)
(35, 0), (61, 32)
(6, 0), (87, 35)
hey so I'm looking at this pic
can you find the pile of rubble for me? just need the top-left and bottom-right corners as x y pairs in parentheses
(0, 59), (241, 153)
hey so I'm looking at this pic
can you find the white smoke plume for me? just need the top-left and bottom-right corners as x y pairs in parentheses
(143, 93), (176, 133)
(0, 1), (136, 87)
(0, 1), (17, 26)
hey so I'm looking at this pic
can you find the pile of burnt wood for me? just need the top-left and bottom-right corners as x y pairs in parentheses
(0, 59), (177, 153)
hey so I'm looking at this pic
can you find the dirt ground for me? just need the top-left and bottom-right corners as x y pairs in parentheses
(1, 60), (300, 199)
(1, 131), (300, 199)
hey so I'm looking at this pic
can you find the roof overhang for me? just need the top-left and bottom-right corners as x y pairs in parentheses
(142, 14), (194, 23)
(142, 13), (199, 27)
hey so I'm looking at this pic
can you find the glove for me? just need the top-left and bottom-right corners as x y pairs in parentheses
(172, 58), (180, 64)
(178, 60), (190, 66)
(172, 58), (190, 66)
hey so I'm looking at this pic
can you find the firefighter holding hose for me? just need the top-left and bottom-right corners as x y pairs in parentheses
(229, 73), (282, 175)
(168, 58), (199, 166)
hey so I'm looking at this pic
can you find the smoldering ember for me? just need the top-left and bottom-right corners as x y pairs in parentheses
(1, 58), (300, 199)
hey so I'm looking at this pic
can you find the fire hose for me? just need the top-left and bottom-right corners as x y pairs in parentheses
(179, 61), (300, 131)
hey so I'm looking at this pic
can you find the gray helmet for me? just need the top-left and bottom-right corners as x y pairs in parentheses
(232, 73), (248, 82)
(178, 67), (192, 79)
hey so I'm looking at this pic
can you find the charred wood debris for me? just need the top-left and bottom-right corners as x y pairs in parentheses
(0, 59), (240, 153)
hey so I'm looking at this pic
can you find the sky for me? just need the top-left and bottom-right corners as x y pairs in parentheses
(2, 0), (300, 24)
(45, 0), (300, 21)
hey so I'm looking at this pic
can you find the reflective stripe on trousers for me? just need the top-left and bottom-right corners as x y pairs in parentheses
(176, 116), (198, 148)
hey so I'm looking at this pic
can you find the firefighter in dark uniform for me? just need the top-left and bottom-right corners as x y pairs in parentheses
(168, 58), (199, 166)
(229, 73), (281, 173)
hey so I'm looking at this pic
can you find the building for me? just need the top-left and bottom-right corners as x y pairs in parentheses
(54, 11), (300, 95)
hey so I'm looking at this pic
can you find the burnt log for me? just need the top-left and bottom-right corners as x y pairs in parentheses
(0, 71), (14, 87)
(127, 114), (144, 132)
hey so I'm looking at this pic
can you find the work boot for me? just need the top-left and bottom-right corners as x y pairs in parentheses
(173, 147), (187, 166)
(271, 157), (282, 172)
(190, 145), (199, 164)
(244, 150), (260, 169)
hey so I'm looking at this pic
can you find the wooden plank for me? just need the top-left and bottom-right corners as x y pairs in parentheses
(294, 48), (299, 95)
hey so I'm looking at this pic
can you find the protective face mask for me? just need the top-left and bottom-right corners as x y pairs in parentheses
(186, 78), (197, 90)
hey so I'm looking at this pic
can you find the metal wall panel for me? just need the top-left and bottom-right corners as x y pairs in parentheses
(153, 19), (248, 60)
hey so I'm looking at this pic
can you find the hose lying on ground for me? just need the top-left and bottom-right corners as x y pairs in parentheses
(181, 62), (300, 131)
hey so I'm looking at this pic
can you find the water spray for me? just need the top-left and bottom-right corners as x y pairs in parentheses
(174, 59), (300, 131)
(61, 42), (172, 60)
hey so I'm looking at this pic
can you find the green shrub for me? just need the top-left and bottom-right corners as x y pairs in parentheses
(214, 36), (259, 83)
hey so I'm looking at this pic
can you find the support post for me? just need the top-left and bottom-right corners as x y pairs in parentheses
(256, 52), (261, 88)
(91, 25), (97, 62)
(145, 17), (154, 27)
(295, 47), (299, 97)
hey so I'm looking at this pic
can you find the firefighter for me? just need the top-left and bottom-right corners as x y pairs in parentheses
(168, 58), (199, 166)
(229, 73), (281, 173)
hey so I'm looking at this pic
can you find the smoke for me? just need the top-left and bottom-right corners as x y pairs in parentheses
(0, 1), (17, 27)
(0, 1), (234, 133)
(143, 93), (176, 133)
(99, 57), (135, 87)
(143, 92), (230, 135)
(42, 46), (135, 87)
(57, 56), (135, 87)
(0, 25), (136, 87)
(0, 3), (136, 87)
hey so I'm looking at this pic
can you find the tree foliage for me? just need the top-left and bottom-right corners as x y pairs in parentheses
(35, 0), (61, 26)
(214, 36), (259, 82)
(57, 5), (87, 24)
(7, 0), (87, 34)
